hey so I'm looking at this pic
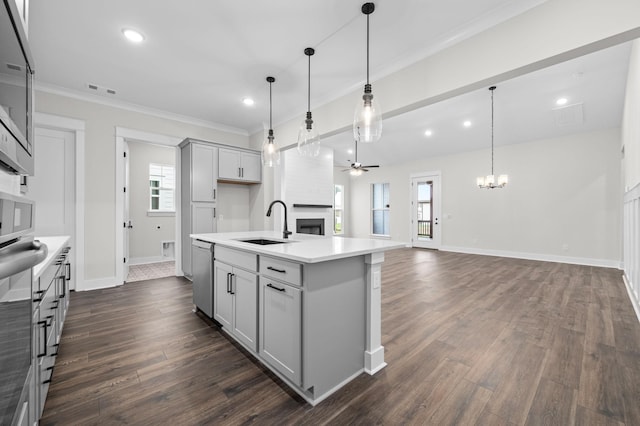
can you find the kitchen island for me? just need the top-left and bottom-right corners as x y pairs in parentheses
(190, 231), (404, 405)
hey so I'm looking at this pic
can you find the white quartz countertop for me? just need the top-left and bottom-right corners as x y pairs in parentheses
(33, 236), (71, 280)
(190, 231), (406, 263)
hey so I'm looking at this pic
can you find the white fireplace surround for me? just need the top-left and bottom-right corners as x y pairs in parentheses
(274, 147), (334, 238)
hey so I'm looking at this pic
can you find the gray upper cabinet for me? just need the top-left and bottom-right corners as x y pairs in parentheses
(192, 144), (218, 202)
(218, 148), (261, 183)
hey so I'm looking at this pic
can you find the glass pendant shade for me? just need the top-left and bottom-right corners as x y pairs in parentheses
(262, 129), (280, 167)
(353, 85), (382, 143)
(262, 76), (280, 167)
(297, 113), (321, 156)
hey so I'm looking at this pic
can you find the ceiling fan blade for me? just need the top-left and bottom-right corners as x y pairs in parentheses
(341, 168), (352, 172)
(361, 165), (380, 168)
(362, 168), (370, 172)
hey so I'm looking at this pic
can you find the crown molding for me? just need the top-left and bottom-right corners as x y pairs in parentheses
(34, 82), (250, 137)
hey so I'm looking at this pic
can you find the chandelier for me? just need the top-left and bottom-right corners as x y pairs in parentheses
(477, 86), (508, 189)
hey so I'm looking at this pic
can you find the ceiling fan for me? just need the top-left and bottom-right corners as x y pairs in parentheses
(342, 139), (379, 175)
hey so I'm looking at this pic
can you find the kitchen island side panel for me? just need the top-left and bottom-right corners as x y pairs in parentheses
(302, 256), (366, 396)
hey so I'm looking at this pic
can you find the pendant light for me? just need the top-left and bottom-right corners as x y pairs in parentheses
(297, 47), (321, 156)
(477, 86), (508, 189)
(353, 2), (382, 144)
(262, 76), (280, 167)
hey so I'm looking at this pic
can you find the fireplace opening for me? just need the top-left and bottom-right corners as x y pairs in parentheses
(296, 218), (325, 235)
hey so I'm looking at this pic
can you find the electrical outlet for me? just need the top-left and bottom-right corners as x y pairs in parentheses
(219, 214), (224, 221)
(562, 243), (569, 252)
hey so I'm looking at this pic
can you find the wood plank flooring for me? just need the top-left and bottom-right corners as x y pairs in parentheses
(40, 248), (640, 425)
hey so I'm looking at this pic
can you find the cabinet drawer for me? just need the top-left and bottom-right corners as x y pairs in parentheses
(215, 245), (257, 272)
(260, 256), (302, 287)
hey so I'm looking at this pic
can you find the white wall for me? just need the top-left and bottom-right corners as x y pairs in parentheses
(349, 128), (622, 267)
(623, 40), (640, 191)
(622, 39), (640, 319)
(35, 90), (249, 283)
(127, 140), (175, 263)
(217, 183), (251, 232)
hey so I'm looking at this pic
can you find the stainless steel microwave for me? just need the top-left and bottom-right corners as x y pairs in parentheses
(0, 0), (35, 175)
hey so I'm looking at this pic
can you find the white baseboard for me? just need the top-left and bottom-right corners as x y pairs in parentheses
(623, 273), (640, 325)
(79, 276), (121, 291)
(129, 256), (174, 266)
(438, 245), (622, 269)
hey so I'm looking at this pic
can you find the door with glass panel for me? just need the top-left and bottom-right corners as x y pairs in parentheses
(411, 173), (441, 249)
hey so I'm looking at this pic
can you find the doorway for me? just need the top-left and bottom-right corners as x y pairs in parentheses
(115, 128), (182, 285)
(410, 172), (441, 249)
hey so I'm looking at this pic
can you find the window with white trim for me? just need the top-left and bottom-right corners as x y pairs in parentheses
(149, 163), (175, 212)
(334, 184), (344, 235)
(371, 182), (390, 236)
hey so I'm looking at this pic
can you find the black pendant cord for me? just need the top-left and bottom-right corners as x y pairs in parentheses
(269, 80), (273, 130)
(307, 53), (311, 113)
(366, 12), (370, 85)
(491, 88), (494, 176)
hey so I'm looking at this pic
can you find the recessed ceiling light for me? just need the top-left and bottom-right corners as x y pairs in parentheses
(242, 98), (255, 106)
(463, 120), (472, 128)
(122, 28), (145, 43)
(347, 149), (353, 154)
(556, 97), (568, 106)
(424, 130), (433, 137)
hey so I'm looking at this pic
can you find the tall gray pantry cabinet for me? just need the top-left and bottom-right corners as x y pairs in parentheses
(180, 140), (218, 278)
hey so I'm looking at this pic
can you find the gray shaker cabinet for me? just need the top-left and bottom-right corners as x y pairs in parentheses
(213, 251), (258, 352)
(259, 276), (301, 386)
(180, 140), (218, 277)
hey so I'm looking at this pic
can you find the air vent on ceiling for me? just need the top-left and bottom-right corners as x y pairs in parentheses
(553, 103), (584, 127)
(85, 82), (117, 95)
(6, 63), (22, 72)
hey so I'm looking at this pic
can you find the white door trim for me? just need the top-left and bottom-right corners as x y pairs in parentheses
(409, 171), (442, 249)
(114, 127), (182, 285)
(33, 112), (85, 291)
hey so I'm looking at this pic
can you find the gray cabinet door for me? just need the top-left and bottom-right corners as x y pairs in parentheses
(192, 242), (213, 317)
(259, 277), (301, 385)
(218, 148), (241, 180)
(192, 144), (218, 202)
(192, 203), (217, 234)
(240, 152), (261, 182)
(213, 261), (233, 328)
(232, 268), (257, 352)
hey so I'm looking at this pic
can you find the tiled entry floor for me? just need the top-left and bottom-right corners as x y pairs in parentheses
(126, 261), (175, 282)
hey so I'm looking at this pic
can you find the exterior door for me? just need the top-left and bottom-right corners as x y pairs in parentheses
(410, 173), (441, 249)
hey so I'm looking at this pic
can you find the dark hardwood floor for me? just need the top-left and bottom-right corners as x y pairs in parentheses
(41, 248), (640, 425)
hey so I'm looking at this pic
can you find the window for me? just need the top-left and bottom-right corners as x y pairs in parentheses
(334, 184), (344, 234)
(417, 181), (433, 238)
(149, 164), (175, 212)
(371, 183), (390, 236)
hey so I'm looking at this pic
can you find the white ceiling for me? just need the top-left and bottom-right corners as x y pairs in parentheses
(325, 42), (631, 167)
(27, 0), (630, 167)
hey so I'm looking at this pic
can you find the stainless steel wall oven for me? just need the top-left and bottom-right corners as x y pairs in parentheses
(0, 192), (46, 425)
(0, 0), (35, 175)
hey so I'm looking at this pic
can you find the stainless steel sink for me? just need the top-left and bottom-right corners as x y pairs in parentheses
(239, 238), (289, 245)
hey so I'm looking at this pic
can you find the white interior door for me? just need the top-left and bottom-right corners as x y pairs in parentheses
(30, 127), (76, 287)
(410, 173), (441, 249)
(123, 141), (131, 281)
